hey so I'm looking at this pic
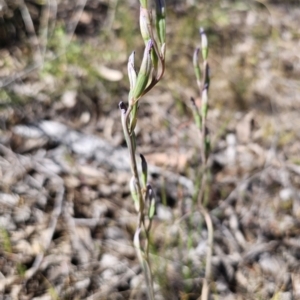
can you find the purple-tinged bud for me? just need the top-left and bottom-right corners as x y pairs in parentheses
(130, 176), (140, 212)
(155, 0), (166, 45)
(139, 0), (147, 9)
(140, 7), (151, 44)
(203, 62), (210, 90)
(193, 48), (201, 83)
(161, 43), (166, 58)
(119, 101), (127, 113)
(190, 97), (201, 130)
(201, 87), (208, 119)
(147, 184), (156, 220)
(119, 101), (131, 147)
(140, 154), (148, 187)
(132, 39), (153, 101)
(200, 27), (208, 61)
(128, 51), (137, 92)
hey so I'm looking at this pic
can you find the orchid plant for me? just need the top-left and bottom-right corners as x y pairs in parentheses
(119, 0), (166, 299)
(190, 28), (214, 300)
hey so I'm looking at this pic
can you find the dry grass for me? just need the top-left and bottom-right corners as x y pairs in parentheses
(0, 1), (300, 299)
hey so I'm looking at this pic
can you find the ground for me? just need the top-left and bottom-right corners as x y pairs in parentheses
(0, 0), (300, 299)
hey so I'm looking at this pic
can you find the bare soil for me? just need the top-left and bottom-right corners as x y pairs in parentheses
(1, 1), (300, 299)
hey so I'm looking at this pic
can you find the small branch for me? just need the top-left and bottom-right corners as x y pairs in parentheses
(124, 105), (145, 227)
(0, 158), (64, 293)
(38, 0), (51, 63)
(198, 205), (214, 300)
(25, 179), (64, 281)
(19, 0), (43, 64)
(191, 27), (213, 300)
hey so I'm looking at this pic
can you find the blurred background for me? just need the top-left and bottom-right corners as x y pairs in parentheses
(1, 0), (300, 299)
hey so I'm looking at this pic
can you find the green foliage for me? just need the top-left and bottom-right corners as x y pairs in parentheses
(48, 286), (60, 300)
(40, 25), (124, 97)
(17, 263), (27, 277)
(0, 227), (12, 253)
(0, 90), (12, 105)
(0, 87), (30, 107)
(115, 2), (139, 48)
(120, 0), (167, 298)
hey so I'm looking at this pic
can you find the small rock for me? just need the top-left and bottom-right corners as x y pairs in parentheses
(0, 193), (19, 207)
(61, 90), (77, 108)
(102, 269), (114, 280)
(36, 194), (48, 207)
(226, 133), (237, 165)
(32, 294), (52, 300)
(80, 111), (91, 124)
(13, 125), (44, 139)
(0, 214), (16, 230)
(38, 158), (62, 174)
(130, 273), (144, 289)
(104, 226), (125, 240)
(13, 206), (31, 223)
(261, 282), (276, 298)
(39, 121), (68, 140)
(195, 240), (207, 257)
(108, 239), (135, 259)
(71, 135), (110, 157)
(64, 175), (81, 189)
(279, 188), (293, 201)
(98, 65), (123, 82)
(100, 253), (119, 269)
(92, 201), (108, 219)
(259, 253), (286, 280)
(275, 291), (293, 300)
(215, 280), (229, 293)
(15, 239), (33, 255)
(156, 204), (172, 221)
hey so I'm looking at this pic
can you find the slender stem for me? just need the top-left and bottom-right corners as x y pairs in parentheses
(134, 227), (155, 300)
(194, 43), (213, 300)
(140, 21), (165, 96)
(196, 106), (207, 207)
(144, 230), (154, 299)
(197, 166), (206, 206)
(122, 105), (155, 299)
(198, 204), (214, 300)
(122, 2), (166, 297)
(125, 106), (145, 226)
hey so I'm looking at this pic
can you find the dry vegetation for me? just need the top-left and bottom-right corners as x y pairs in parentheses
(1, 0), (300, 299)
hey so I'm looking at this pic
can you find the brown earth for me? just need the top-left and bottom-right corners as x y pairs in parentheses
(0, 1), (300, 299)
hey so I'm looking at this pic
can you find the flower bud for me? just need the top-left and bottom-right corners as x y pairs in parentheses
(119, 101), (131, 147)
(130, 176), (139, 212)
(161, 43), (166, 58)
(128, 51), (137, 92)
(147, 184), (156, 220)
(140, 154), (148, 187)
(129, 104), (138, 136)
(204, 62), (210, 90)
(193, 48), (201, 83)
(155, 0), (166, 45)
(205, 130), (211, 161)
(139, 0), (147, 9)
(201, 86), (208, 119)
(132, 39), (153, 101)
(140, 7), (151, 44)
(200, 27), (208, 61)
(151, 48), (158, 79)
(190, 97), (202, 130)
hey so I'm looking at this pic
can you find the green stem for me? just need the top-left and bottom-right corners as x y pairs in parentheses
(125, 106), (145, 226)
(122, 104), (155, 299)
